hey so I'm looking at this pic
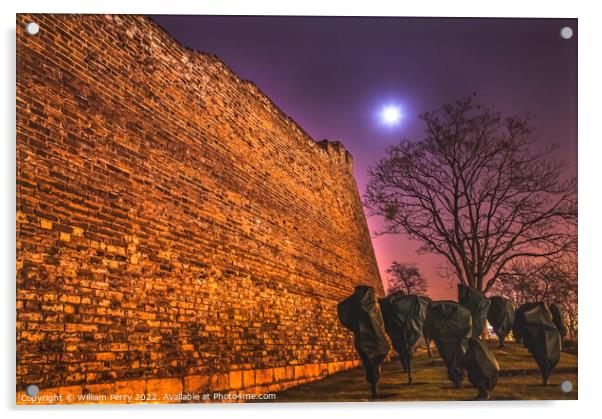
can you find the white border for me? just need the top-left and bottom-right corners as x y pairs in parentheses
(2, 1), (600, 418)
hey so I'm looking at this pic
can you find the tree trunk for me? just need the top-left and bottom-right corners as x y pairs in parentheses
(481, 319), (490, 340)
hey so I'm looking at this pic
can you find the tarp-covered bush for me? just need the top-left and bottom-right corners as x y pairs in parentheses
(464, 338), (500, 400)
(458, 284), (491, 338)
(379, 292), (429, 383)
(338, 285), (390, 398)
(487, 296), (515, 347)
(513, 302), (562, 386)
(424, 301), (472, 388)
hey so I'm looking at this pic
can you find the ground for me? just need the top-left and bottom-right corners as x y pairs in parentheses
(273, 342), (577, 402)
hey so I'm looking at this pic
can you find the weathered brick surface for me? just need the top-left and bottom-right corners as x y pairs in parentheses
(16, 14), (383, 402)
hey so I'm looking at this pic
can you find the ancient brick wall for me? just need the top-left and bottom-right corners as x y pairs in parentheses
(16, 14), (383, 402)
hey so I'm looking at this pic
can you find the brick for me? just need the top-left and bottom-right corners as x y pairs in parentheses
(273, 367), (286, 382)
(115, 379), (145, 396)
(255, 368), (273, 385)
(60, 295), (81, 304)
(294, 365), (307, 379)
(228, 370), (243, 389)
(82, 383), (115, 404)
(184, 375), (209, 393)
(21, 331), (45, 342)
(210, 373), (229, 391)
(96, 352), (116, 361)
(243, 369), (255, 387)
(109, 343), (128, 352)
(285, 366), (295, 380)
(147, 378), (182, 397)
(40, 219), (53, 230)
(65, 323), (97, 333)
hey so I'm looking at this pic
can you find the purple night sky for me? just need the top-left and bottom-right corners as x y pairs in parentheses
(151, 15), (577, 300)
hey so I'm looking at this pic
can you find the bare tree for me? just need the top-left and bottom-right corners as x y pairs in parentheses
(386, 261), (429, 295)
(492, 254), (578, 339)
(365, 97), (576, 293)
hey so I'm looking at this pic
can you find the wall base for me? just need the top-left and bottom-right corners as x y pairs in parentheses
(16, 360), (361, 404)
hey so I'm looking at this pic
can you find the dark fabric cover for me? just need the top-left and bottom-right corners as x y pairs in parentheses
(379, 292), (429, 361)
(514, 302), (561, 382)
(464, 338), (499, 393)
(337, 286), (390, 383)
(458, 284), (491, 338)
(424, 301), (472, 386)
(420, 296), (434, 357)
(487, 296), (515, 344)
(549, 304), (568, 338)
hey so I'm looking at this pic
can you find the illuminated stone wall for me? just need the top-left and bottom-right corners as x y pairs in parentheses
(16, 14), (382, 403)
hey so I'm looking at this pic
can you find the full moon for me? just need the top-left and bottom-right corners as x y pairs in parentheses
(380, 105), (402, 126)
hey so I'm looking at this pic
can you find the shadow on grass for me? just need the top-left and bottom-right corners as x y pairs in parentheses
(273, 342), (577, 402)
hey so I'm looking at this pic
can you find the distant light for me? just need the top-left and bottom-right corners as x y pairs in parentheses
(380, 105), (402, 126)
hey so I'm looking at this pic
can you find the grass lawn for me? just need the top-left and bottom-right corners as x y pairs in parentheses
(273, 341), (577, 402)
